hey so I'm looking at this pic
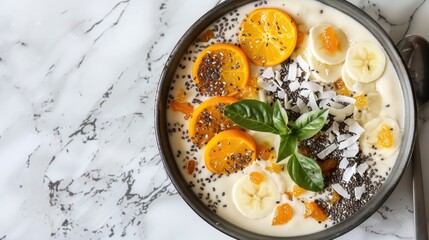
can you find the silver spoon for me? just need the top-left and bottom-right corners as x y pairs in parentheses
(398, 35), (429, 240)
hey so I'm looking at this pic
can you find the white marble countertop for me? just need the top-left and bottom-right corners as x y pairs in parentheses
(0, 0), (429, 239)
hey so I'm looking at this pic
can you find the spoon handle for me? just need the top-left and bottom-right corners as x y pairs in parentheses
(413, 139), (429, 239)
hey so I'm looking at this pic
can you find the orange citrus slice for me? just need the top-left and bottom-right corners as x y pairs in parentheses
(192, 43), (249, 96)
(204, 129), (256, 174)
(189, 96), (239, 148)
(239, 8), (298, 66)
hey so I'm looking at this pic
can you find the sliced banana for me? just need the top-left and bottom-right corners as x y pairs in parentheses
(232, 173), (280, 219)
(308, 50), (342, 83)
(353, 92), (382, 124)
(309, 24), (349, 65)
(345, 42), (386, 83)
(341, 65), (375, 93)
(360, 117), (401, 158)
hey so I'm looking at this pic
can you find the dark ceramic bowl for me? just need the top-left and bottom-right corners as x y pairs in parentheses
(155, 0), (416, 239)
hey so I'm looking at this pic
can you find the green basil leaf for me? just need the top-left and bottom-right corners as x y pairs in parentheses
(292, 108), (329, 140)
(287, 152), (324, 192)
(273, 100), (290, 135)
(224, 100), (279, 133)
(277, 135), (297, 163)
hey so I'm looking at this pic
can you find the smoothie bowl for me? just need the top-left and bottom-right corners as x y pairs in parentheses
(155, 0), (416, 239)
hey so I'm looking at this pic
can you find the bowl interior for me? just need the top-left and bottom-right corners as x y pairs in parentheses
(155, 0), (416, 239)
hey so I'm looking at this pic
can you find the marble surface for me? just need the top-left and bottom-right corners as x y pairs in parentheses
(0, 0), (428, 239)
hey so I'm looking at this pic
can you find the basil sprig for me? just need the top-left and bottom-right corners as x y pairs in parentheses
(224, 99), (328, 192)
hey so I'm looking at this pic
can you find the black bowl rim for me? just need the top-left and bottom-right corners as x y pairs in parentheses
(154, 0), (416, 239)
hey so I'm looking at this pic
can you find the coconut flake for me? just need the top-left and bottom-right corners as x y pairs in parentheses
(332, 122), (339, 136)
(300, 89), (311, 98)
(344, 118), (356, 126)
(339, 135), (360, 149)
(343, 148), (359, 157)
(289, 81), (300, 91)
(317, 143), (338, 159)
(334, 95), (356, 104)
(291, 105), (300, 113)
(277, 90), (286, 99)
(333, 114), (346, 122)
(285, 99), (293, 109)
(332, 183), (350, 199)
(328, 132), (335, 143)
(288, 62), (298, 81)
(339, 158), (349, 169)
(308, 92), (319, 110)
(297, 98), (309, 113)
(320, 90), (337, 99)
(328, 101), (345, 109)
(329, 104), (354, 116)
(337, 134), (351, 142)
(274, 71), (283, 86)
(347, 142), (359, 151)
(357, 163), (369, 177)
(261, 67), (275, 78)
(349, 121), (365, 136)
(301, 81), (323, 92)
(319, 99), (330, 108)
(257, 78), (278, 92)
(342, 163), (357, 183)
(354, 185), (366, 200)
(296, 55), (309, 73)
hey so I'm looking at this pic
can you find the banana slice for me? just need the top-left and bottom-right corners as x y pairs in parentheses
(360, 117), (401, 158)
(353, 92), (382, 124)
(232, 173), (280, 219)
(308, 50), (342, 83)
(345, 42), (386, 83)
(309, 24), (349, 65)
(342, 66), (376, 93)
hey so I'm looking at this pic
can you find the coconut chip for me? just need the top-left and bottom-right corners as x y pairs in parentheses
(257, 77), (278, 92)
(343, 148), (359, 158)
(337, 134), (352, 142)
(300, 89), (311, 98)
(334, 95), (356, 104)
(349, 121), (365, 136)
(320, 90), (337, 99)
(333, 114), (346, 122)
(329, 104), (354, 116)
(339, 135), (360, 149)
(301, 81), (323, 92)
(274, 71), (283, 86)
(285, 99), (293, 109)
(339, 158), (349, 169)
(261, 67), (274, 78)
(289, 81), (300, 91)
(287, 62), (298, 81)
(291, 105), (300, 113)
(308, 92), (319, 110)
(296, 55), (309, 73)
(332, 183), (350, 199)
(317, 143), (338, 159)
(354, 185), (366, 200)
(332, 122), (339, 136)
(344, 118), (355, 126)
(328, 132), (335, 143)
(277, 90), (286, 99)
(342, 163), (357, 183)
(357, 163), (369, 177)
